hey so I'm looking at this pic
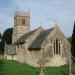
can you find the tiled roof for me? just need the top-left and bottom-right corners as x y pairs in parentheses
(28, 27), (54, 49)
(14, 29), (38, 44)
(14, 27), (44, 44)
(14, 27), (54, 49)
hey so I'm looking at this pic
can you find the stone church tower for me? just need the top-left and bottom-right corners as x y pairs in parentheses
(12, 12), (30, 43)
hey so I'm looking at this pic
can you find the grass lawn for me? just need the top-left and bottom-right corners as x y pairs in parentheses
(0, 60), (75, 75)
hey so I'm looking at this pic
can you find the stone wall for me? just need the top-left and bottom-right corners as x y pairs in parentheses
(4, 54), (17, 60)
(40, 26), (70, 66)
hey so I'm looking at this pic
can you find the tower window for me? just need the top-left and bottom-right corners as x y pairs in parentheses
(22, 18), (25, 24)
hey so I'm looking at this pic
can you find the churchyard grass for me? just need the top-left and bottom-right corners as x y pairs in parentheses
(0, 60), (75, 75)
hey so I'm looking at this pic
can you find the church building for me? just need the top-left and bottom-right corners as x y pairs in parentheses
(4, 12), (70, 67)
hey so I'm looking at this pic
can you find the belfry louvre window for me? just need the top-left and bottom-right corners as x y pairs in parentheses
(54, 39), (61, 54)
(22, 18), (25, 24)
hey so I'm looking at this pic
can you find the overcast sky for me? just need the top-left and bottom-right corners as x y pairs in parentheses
(0, 0), (75, 37)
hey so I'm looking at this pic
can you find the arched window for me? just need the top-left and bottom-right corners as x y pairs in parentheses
(59, 42), (60, 54)
(56, 39), (58, 54)
(54, 42), (55, 54)
(54, 39), (61, 55)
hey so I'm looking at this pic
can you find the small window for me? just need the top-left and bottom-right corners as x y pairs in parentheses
(17, 45), (19, 48)
(22, 18), (25, 24)
(59, 42), (60, 54)
(54, 42), (55, 54)
(56, 39), (58, 54)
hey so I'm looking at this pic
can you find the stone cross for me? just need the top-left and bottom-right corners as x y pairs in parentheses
(39, 58), (44, 75)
